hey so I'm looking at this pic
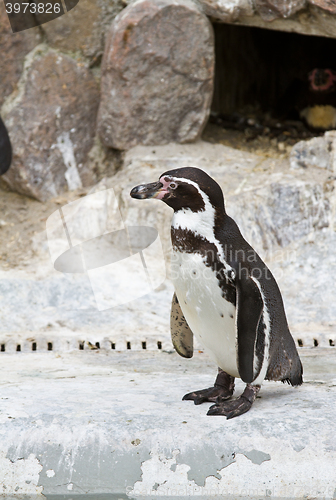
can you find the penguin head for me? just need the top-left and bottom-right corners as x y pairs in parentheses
(308, 69), (336, 92)
(130, 167), (225, 214)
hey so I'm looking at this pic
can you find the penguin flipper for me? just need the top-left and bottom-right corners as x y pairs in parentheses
(170, 293), (193, 358)
(236, 275), (264, 384)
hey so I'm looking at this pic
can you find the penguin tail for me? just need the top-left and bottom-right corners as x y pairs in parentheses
(267, 337), (303, 386)
(281, 358), (303, 387)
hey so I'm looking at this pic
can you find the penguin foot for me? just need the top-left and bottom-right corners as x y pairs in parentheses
(207, 384), (260, 419)
(182, 369), (235, 405)
(183, 386), (233, 405)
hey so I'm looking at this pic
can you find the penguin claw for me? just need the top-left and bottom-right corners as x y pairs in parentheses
(182, 386), (233, 405)
(207, 396), (252, 419)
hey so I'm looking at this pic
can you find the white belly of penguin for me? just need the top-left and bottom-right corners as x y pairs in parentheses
(171, 251), (239, 378)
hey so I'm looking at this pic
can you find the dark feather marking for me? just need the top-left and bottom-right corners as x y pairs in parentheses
(163, 180), (206, 213)
(171, 227), (236, 306)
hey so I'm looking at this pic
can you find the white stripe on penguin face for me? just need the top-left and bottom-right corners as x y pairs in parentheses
(167, 176), (230, 266)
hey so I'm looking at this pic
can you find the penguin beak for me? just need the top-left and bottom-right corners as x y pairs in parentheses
(130, 181), (165, 200)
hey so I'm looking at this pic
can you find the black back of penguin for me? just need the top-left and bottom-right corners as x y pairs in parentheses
(215, 214), (303, 386)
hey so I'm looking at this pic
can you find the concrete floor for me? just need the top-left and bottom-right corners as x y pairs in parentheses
(1, 347), (336, 499)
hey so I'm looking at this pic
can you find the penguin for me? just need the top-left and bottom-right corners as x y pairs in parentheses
(0, 116), (12, 176)
(299, 69), (336, 131)
(130, 167), (303, 419)
(277, 69), (336, 131)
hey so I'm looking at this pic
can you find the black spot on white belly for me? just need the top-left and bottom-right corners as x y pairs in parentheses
(171, 227), (236, 306)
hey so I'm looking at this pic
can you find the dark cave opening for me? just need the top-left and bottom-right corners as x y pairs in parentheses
(211, 23), (336, 122)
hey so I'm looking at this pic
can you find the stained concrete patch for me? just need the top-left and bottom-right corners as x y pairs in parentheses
(7, 440), (150, 496)
(241, 449), (271, 465)
(176, 444), (235, 485)
(290, 439), (306, 452)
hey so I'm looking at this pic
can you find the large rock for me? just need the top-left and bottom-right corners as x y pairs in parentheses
(94, 141), (335, 332)
(42, 0), (125, 62)
(2, 48), (100, 201)
(97, 0), (214, 150)
(107, 142), (333, 255)
(0, 2), (41, 108)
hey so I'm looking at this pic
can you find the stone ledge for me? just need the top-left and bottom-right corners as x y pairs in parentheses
(197, 0), (336, 39)
(1, 349), (336, 498)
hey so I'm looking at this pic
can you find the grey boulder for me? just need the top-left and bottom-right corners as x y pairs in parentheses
(2, 49), (100, 201)
(97, 0), (214, 150)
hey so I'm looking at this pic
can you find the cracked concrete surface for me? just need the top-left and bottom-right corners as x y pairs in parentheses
(0, 141), (335, 498)
(0, 348), (336, 498)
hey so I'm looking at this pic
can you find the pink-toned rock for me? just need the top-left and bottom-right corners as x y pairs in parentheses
(2, 51), (99, 201)
(0, 2), (41, 107)
(308, 0), (336, 13)
(255, 0), (306, 20)
(97, 0), (214, 150)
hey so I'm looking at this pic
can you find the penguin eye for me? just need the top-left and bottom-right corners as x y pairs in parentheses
(170, 182), (177, 189)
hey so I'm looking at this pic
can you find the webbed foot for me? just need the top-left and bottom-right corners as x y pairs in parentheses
(207, 384), (260, 419)
(182, 369), (235, 405)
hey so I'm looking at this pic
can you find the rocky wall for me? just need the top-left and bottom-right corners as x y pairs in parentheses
(0, 0), (126, 201)
(1, 0), (336, 201)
